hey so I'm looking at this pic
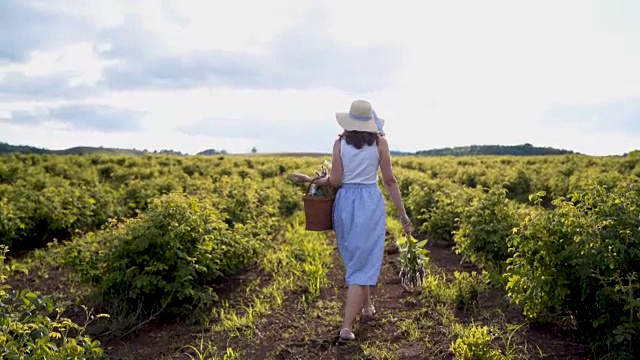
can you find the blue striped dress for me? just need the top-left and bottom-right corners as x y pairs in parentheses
(333, 137), (386, 286)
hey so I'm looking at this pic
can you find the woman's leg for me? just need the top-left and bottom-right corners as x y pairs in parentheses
(363, 286), (373, 309)
(342, 284), (366, 331)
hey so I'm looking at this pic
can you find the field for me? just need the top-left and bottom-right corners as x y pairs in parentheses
(1, 152), (640, 359)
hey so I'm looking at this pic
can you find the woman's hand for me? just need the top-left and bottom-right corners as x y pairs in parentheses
(290, 172), (312, 183)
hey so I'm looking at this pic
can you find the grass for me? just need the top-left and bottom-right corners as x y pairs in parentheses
(211, 213), (333, 338)
(182, 336), (239, 360)
(416, 247), (544, 359)
(450, 321), (504, 360)
(397, 318), (421, 341)
(361, 342), (398, 360)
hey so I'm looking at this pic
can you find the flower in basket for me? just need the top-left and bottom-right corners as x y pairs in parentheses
(397, 235), (429, 291)
(309, 160), (334, 198)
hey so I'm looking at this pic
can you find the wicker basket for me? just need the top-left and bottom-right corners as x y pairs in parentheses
(302, 178), (334, 231)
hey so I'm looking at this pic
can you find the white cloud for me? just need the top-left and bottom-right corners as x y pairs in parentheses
(30, 0), (129, 29)
(2, 0), (640, 155)
(1, 42), (117, 87)
(156, 0), (315, 54)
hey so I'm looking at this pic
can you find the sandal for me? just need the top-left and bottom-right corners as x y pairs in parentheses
(361, 305), (376, 317)
(338, 328), (355, 341)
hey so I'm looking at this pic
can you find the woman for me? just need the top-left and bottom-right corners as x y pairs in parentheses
(293, 99), (412, 341)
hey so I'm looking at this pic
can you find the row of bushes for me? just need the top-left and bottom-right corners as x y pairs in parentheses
(399, 167), (640, 358)
(1, 153), (312, 356)
(0, 153), (310, 187)
(2, 175), (303, 357)
(1, 171), (305, 356)
(55, 174), (300, 334)
(395, 154), (640, 203)
(0, 154), (315, 250)
(10, 152), (636, 252)
(507, 183), (640, 357)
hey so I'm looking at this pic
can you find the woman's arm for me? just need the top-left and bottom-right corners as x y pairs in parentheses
(378, 137), (412, 234)
(292, 139), (343, 188)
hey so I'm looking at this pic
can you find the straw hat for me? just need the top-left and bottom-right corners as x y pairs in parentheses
(336, 99), (385, 135)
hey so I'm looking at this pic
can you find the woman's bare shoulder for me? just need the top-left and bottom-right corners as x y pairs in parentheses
(378, 135), (389, 148)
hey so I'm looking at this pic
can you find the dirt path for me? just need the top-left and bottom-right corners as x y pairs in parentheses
(242, 235), (427, 359)
(102, 231), (592, 359)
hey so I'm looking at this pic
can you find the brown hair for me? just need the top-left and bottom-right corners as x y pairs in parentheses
(339, 131), (380, 149)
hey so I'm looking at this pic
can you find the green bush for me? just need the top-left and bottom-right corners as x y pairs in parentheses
(411, 182), (480, 242)
(1, 177), (107, 249)
(420, 269), (489, 312)
(453, 188), (520, 274)
(0, 197), (20, 248)
(452, 271), (489, 310)
(209, 176), (263, 227)
(402, 175), (438, 222)
(0, 246), (105, 359)
(275, 180), (303, 217)
(95, 193), (262, 319)
(506, 182), (640, 358)
(501, 169), (532, 203)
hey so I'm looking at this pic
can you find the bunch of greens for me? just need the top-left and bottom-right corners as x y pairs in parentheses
(397, 235), (429, 290)
(309, 160), (333, 198)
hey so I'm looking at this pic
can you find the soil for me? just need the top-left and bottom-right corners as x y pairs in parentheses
(97, 233), (593, 360)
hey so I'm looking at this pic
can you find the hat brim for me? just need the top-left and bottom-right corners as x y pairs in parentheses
(335, 113), (385, 133)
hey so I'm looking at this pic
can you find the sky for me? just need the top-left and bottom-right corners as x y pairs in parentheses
(1, 0), (640, 155)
